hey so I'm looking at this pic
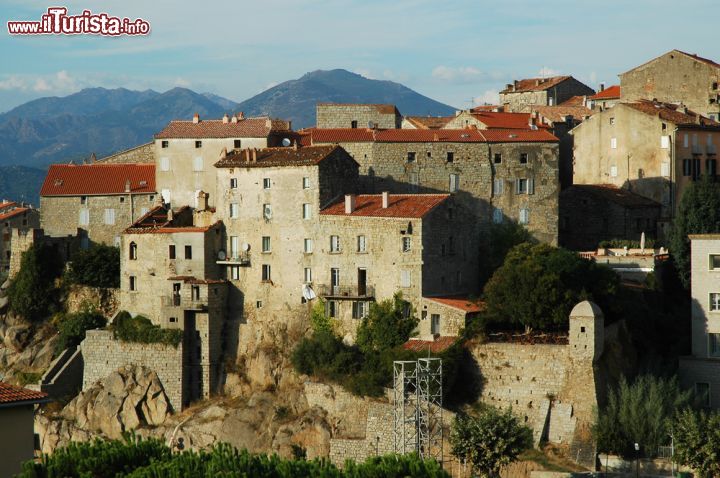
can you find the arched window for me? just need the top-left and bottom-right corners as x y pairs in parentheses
(129, 242), (137, 260)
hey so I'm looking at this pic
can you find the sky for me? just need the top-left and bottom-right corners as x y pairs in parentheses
(1, 0), (720, 113)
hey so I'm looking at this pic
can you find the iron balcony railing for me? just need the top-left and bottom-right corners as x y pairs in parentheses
(316, 284), (375, 299)
(161, 295), (207, 310)
(217, 251), (251, 266)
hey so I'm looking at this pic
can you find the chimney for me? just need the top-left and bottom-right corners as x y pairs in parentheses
(382, 191), (389, 209)
(251, 148), (257, 162)
(220, 147), (227, 159)
(293, 140), (298, 150)
(243, 149), (249, 162)
(196, 190), (208, 211)
(266, 118), (272, 128)
(529, 115), (536, 127)
(167, 208), (174, 222)
(231, 115), (238, 124)
(506, 83), (513, 92)
(125, 180), (131, 193)
(582, 95), (588, 107)
(90, 152), (97, 163)
(238, 111), (245, 120)
(222, 113), (229, 124)
(535, 79), (541, 86)
(193, 113), (200, 124)
(600, 82), (605, 92)
(344, 194), (356, 214)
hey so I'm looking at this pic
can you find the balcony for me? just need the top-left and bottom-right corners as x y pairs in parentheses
(316, 284), (375, 299)
(216, 251), (251, 266)
(161, 295), (207, 310)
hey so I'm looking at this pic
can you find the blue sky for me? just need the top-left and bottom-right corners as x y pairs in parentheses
(1, 0), (719, 113)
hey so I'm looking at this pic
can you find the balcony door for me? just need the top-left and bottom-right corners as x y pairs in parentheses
(172, 283), (181, 306)
(357, 268), (367, 296)
(331, 268), (340, 295)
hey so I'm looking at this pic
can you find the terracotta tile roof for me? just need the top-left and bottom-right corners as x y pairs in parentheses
(375, 129), (487, 142)
(155, 117), (291, 139)
(303, 128), (376, 143)
(0, 201), (17, 210)
(477, 128), (559, 142)
(559, 96), (588, 106)
(404, 116), (454, 129)
(590, 85), (621, 100)
(471, 105), (504, 112)
(425, 296), (485, 313)
(125, 205), (218, 234)
(0, 381), (48, 405)
(303, 127), (557, 144)
(675, 50), (720, 68)
(402, 336), (459, 353)
(623, 100), (720, 127)
(40, 164), (155, 197)
(320, 194), (449, 219)
(214, 145), (354, 169)
(532, 105), (594, 124)
(318, 103), (399, 115)
(500, 76), (571, 93)
(564, 184), (661, 208)
(467, 112), (551, 130)
(0, 207), (29, 222)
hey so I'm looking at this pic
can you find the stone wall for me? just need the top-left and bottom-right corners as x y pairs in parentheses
(500, 78), (595, 112)
(7, 228), (41, 278)
(1, 209), (39, 277)
(81, 329), (185, 410)
(316, 104), (401, 129)
(66, 285), (120, 318)
(99, 142), (155, 164)
(328, 402), (395, 465)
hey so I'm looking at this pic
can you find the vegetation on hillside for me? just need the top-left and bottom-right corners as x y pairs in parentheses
(66, 244), (120, 289)
(55, 307), (107, 351)
(7, 244), (64, 322)
(112, 311), (183, 347)
(19, 435), (449, 478)
(673, 408), (720, 477)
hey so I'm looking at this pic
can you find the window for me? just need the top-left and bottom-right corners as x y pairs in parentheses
(402, 237), (411, 252)
(449, 174), (459, 192)
(693, 158), (702, 181)
(302, 177), (310, 189)
(520, 153), (529, 164)
(407, 152), (416, 163)
(493, 178), (504, 196)
(160, 157), (170, 171)
(169, 317), (177, 323)
(229, 236), (239, 258)
(400, 270), (411, 288)
(129, 276), (137, 291)
(609, 117), (615, 125)
(684, 133), (689, 148)
(610, 137), (617, 149)
(304, 267), (312, 283)
(79, 209), (89, 226)
(193, 156), (203, 171)
(161, 140), (169, 148)
(610, 165), (618, 177)
(262, 264), (271, 281)
(409, 173), (419, 192)
(263, 204), (272, 220)
(708, 159), (717, 178)
(427, 151), (432, 158)
(516, 178), (528, 194)
(661, 162), (670, 177)
(230, 203), (239, 218)
(129, 242), (137, 260)
(351, 120), (358, 128)
(660, 135), (670, 149)
(431, 314), (440, 335)
(80, 196), (87, 205)
(304, 238), (313, 253)
(262, 236), (271, 253)
(231, 266), (240, 280)
(711, 255), (720, 270)
(493, 153), (502, 164)
(327, 300), (338, 318)
(119, 196), (125, 203)
(357, 235), (367, 253)
(104, 208), (115, 225)
(195, 140), (202, 148)
(263, 178), (271, 189)
(169, 245), (176, 259)
(352, 301), (369, 319)
(330, 235), (341, 253)
(191, 285), (200, 301)
(256, 300), (263, 309)
(185, 245), (192, 259)
(230, 178), (238, 189)
(683, 159), (692, 177)
(493, 207), (503, 224)
(234, 139), (242, 148)
(710, 333), (720, 357)
(519, 208), (530, 225)
(302, 203), (311, 219)
(711, 293), (720, 311)
(696, 382), (711, 407)
(446, 152), (454, 163)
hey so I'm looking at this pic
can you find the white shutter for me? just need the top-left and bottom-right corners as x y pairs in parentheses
(519, 208), (529, 225)
(104, 208), (115, 225)
(161, 189), (171, 204)
(660, 135), (670, 149)
(193, 156), (203, 171)
(79, 209), (89, 226)
(493, 207), (503, 224)
(515, 179), (521, 194)
(610, 166), (618, 177)
(610, 137), (617, 149)
(400, 270), (411, 288)
(528, 178), (535, 195)
(160, 157), (170, 171)
(230, 236), (239, 258)
(661, 162), (670, 177)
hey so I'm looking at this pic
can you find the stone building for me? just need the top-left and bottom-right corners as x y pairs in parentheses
(499, 76), (595, 112)
(39, 163), (157, 246)
(588, 85), (621, 111)
(303, 127), (560, 245)
(316, 103), (401, 129)
(0, 201), (39, 277)
(0, 382), (48, 477)
(444, 110), (548, 130)
(154, 113), (293, 209)
(98, 142), (155, 164)
(400, 116), (453, 129)
(559, 184), (661, 250)
(679, 235), (720, 409)
(416, 296), (484, 337)
(571, 100), (720, 235)
(619, 50), (720, 120)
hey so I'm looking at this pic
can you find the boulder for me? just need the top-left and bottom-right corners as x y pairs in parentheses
(4, 324), (30, 351)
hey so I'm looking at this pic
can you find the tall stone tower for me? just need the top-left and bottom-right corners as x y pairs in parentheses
(569, 300), (604, 362)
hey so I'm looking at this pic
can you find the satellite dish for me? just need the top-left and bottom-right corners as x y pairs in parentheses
(368, 121), (375, 128)
(217, 250), (226, 260)
(241, 242), (250, 252)
(281, 138), (291, 147)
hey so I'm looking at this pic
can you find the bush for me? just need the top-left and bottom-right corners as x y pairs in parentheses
(112, 311), (183, 347)
(597, 238), (657, 249)
(593, 375), (692, 458)
(479, 222), (536, 286)
(66, 244), (120, 288)
(356, 294), (418, 353)
(56, 309), (107, 351)
(309, 299), (332, 333)
(673, 408), (720, 478)
(7, 244), (64, 322)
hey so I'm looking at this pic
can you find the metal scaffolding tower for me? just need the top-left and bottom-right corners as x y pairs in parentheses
(393, 358), (443, 463)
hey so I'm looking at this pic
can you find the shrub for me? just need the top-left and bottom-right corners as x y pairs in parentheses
(112, 311), (183, 347)
(673, 408), (720, 478)
(7, 244), (64, 322)
(356, 293), (418, 353)
(66, 244), (120, 288)
(56, 309), (107, 351)
(479, 221), (535, 286)
(597, 238), (657, 249)
(309, 299), (332, 333)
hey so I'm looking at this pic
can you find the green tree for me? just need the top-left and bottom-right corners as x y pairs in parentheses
(673, 408), (720, 478)
(56, 308), (107, 351)
(479, 221), (535, 286)
(7, 244), (63, 322)
(449, 406), (532, 478)
(356, 293), (418, 353)
(66, 244), (120, 288)
(483, 243), (618, 331)
(594, 375), (692, 458)
(670, 175), (720, 288)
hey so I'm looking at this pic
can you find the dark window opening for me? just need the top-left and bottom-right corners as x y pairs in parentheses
(494, 153), (502, 164)
(351, 120), (358, 129)
(169, 245), (176, 259)
(161, 140), (169, 148)
(447, 152), (454, 163)
(184, 245), (192, 259)
(195, 140), (202, 148)
(234, 139), (241, 148)
(407, 152), (416, 163)
(520, 153), (529, 164)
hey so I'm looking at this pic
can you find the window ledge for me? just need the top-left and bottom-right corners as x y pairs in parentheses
(329, 251), (342, 254)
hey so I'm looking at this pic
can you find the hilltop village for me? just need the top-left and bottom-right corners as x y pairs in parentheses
(2, 48), (720, 475)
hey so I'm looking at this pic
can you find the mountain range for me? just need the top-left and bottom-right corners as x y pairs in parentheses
(0, 69), (455, 204)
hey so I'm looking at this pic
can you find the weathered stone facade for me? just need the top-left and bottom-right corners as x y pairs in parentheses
(619, 50), (720, 119)
(0, 204), (39, 277)
(99, 142), (155, 164)
(316, 103), (401, 129)
(499, 77), (595, 113)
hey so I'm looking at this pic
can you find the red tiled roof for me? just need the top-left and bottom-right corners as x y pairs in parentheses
(559, 96), (588, 106)
(375, 129), (487, 142)
(426, 296), (485, 313)
(0, 201), (17, 210)
(532, 105), (594, 124)
(468, 112), (550, 129)
(214, 145), (354, 169)
(477, 128), (559, 142)
(0, 207), (29, 222)
(303, 127), (558, 144)
(304, 128), (376, 143)
(590, 85), (621, 100)
(40, 164), (155, 197)
(402, 336), (459, 353)
(471, 105), (504, 112)
(318, 103), (399, 115)
(404, 116), (454, 129)
(0, 381), (48, 405)
(675, 50), (720, 68)
(125, 205), (218, 234)
(320, 194), (449, 219)
(155, 117), (291, 139)
(500, 76), (571, 93)
(623, 100), (720, 127)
